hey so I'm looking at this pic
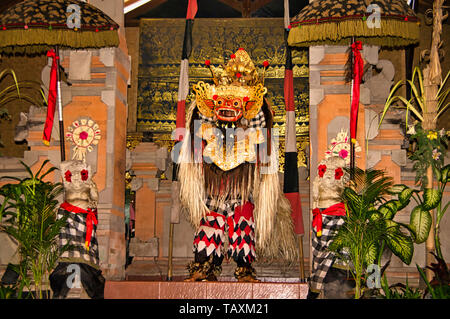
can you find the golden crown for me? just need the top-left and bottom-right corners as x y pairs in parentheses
(193, 48), (268, 121)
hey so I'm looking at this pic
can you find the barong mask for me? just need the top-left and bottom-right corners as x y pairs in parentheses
(194, 48), (268, 122)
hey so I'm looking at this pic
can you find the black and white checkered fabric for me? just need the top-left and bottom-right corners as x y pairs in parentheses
(309, 213), (345, 292)
(198, 109), (266, 128)
(204, 197), (243, 216)
(193, 197), (256, 264)
(57, 208), (100, 269)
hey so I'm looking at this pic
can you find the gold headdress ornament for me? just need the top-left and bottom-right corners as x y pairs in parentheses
(194, 48), (269, 121)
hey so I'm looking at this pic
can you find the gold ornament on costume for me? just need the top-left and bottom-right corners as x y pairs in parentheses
(194, 48), (268, 122)
(197, 122), (265, 171)
(66, 118), (101, 162)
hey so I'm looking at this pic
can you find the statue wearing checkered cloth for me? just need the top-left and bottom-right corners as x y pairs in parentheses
(177, 48), (297, 282)
(308, 156), (350, 299)
(49, 160), (105, 299)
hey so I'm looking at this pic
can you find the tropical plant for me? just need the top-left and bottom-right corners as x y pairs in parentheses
(377, 0), (448, 281)
(0, 285), (17, 299)
(434, 166), (450, 260)
(416, 252), (450, 299)
(380, 67), (449, 132)
(0, 160), (70, 299)
(379, 57), (449, 283)
(0, 68), (46, 151)
(379, 65), (449, 278)
(380, 276), (422, 299)
(329, 168), (418, 299)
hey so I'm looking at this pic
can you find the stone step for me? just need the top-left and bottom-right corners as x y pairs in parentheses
(126, 258), (310, 282)
(105, 280), (308, 299)
(368, 139), (404, 145)
(379, 122), (402, 130)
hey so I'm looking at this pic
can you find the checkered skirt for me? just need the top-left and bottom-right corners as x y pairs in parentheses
(309, 214), (345, 292)
(193, 197), (256, 264)
(57, 208), (100, 269)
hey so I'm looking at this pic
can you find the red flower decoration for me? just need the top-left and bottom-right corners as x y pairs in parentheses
(335, 168), (344, 180)
(243, 96), (249, 102)
(230, 54), (236, 59)
(318, 165), (327, 178)
(212, 94), (218, 100)
(205, 59), (211, 66)
(79, 131), (88, 140)
(81, 169), (89, 181)
(339, 149), (348, 159)
(236, 72), (241, 78)
(238, 47), (244, 51)
(64, 170), (72, 183)
(263, 60), (269, 68)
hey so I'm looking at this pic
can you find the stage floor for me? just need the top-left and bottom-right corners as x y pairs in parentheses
(105, 280), (309, 299)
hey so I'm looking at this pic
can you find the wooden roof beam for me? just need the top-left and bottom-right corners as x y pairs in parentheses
(219, 0), (275, 17)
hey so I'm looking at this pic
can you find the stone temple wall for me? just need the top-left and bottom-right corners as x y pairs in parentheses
(0, 0), (130, 281)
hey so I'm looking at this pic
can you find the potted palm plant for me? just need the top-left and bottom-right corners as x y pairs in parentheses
(329, 168), (420, 299)
(0, 160), (70, 299)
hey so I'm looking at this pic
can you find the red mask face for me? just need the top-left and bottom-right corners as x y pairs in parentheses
(213, 96), (244, 122)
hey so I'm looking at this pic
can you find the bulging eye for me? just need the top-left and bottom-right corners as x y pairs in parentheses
(216, 97), (225, 106)
(232, 98), (242, 108)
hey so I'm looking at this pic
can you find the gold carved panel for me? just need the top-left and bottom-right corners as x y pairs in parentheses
(137, 18), (309, 169)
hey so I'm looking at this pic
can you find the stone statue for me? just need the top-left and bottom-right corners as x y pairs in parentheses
(308, 156), (352, 299)
(49, 160), (105, 299)
(363, 59), (395, 104)
(60, 160), (98, 211)
(14, 106), (45, 143)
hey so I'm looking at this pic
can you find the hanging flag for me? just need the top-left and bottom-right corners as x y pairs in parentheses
(42, 49), (58, 145)
(349, 41), (363, 143)
(283, 1), (304, 236)
(175, 0), (198, 142)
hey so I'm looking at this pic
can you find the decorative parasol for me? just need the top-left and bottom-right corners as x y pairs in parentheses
(287, 0), (420, 48)
(287, 0), (420, 171)
(0, 0), (120, 161)
(0, 0), (119, 55)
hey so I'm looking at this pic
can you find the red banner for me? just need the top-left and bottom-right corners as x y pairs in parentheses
(42, 50), (58, 145)
(350, 41), (364, 141)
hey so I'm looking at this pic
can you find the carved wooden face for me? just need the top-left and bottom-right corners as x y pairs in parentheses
(193, 81), (265, 122)
(202, 95), (257, 122)
(214, 95), (244, 122)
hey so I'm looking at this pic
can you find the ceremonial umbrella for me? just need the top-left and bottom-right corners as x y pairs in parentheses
(287, 0), (420, 170)
(0, 0), (120, 160)
(288, 0), (419, 47)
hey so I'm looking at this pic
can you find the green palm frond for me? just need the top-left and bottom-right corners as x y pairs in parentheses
(0, 160), (67, 299)
(330, 168), (417, 298)
(380, 67), (450, 127)
(344, 167), (394, 216)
